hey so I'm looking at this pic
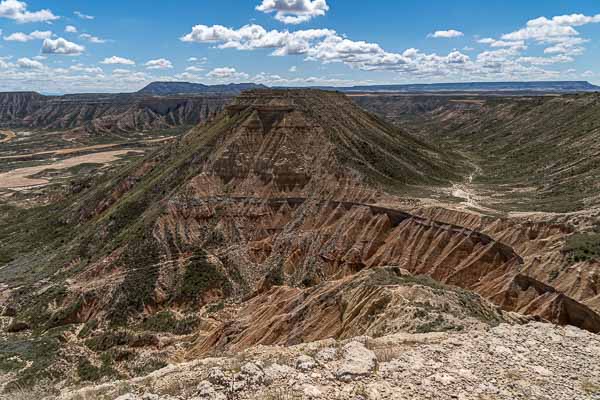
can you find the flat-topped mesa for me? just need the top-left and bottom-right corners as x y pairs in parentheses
(227, 89), (353, 110)
(224, 89), (346, 117)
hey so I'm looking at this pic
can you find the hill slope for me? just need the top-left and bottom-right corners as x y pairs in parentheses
(2, 89), (600, 393)
(0, 88), (462, 323)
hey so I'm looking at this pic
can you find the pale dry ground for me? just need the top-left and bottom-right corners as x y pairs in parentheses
(0, 136), (174, 160)
(0, 150), (141, 189)
(0, 130), (16, 143)
(0, 143), (123, 160)
(32, 322), (600, 400)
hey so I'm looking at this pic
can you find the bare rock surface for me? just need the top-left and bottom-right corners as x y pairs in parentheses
(335, 341), (377, 382)
(50, 322), (600, 400)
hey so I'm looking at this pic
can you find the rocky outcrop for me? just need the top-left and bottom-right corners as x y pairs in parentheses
(412, 206), (600, 318)
(155, 194), (600, 333)
(53, 322), (600, 400)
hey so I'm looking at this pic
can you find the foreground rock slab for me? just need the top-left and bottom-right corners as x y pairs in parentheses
(46, 322), (600, 400)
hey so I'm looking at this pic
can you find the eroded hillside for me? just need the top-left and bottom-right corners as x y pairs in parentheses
(0, 91), (229, 135)
(1, 89), (600, 398)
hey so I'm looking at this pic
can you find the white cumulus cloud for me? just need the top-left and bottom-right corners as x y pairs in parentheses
(67, 64), (103, 74)
(17, 57), (44, 69)
(65, 25), (78, 33)
(0, 0), (58, 23)
(207, 66), (249, 79)
(42, 37), (85, 55)
(74, 11), (94, 20)
(477, 13), (600, 61)
(181, 24), (335, 56)
(79, 33), (106, 44)
(185, 66), (204, 72)
(145, 58), (173, 69)
(429, 30), (464, 38)
(3, 30), (52, 42)
(256, 0), (329, 24)
(101, 56), (135, 65)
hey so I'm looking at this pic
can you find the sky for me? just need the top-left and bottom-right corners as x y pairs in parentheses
(0, 0), (600, 93)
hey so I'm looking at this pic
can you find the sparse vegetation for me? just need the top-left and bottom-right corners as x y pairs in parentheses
(175, 251), (231, 304)
(138, 310), (199, 335)
(564, 233), (600, 262)
(1, 336), (62, 392)
(130, 358), (168, 376)
(76, 357), (119, 382)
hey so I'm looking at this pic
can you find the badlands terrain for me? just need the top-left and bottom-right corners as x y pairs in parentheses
(1, 86), (599, 399)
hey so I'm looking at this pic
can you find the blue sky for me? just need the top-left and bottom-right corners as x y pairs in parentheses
(1, 0), (600, 93)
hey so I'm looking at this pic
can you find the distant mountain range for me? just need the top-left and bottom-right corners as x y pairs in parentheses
(135, 80), (600, 95)
(307, 81), (600, 93)
(138, 82), (267, 95)
(137, 80), (600, 95)
(1, 81), (597, 134)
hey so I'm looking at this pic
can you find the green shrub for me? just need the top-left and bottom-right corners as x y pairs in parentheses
(139, 311), (198, 335)
(176, 251), (231, 304)
(76, 358), (119, 382)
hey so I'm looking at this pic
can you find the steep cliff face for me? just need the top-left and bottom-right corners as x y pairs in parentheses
(155, 195), (600, 334)
(413, 207), (600, 311)
(0, 92), (230, 134)
(0, 91), (45, 121)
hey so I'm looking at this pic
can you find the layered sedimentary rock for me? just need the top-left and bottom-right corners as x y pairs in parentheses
(191, 266), (528, 355)
(4, 90), (600, 361)
(0, 91), (229, 134)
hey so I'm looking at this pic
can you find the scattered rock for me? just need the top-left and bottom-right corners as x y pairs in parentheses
(315, 347), (338, 363)
(240, 361), (266, 385)
(207, 367), (228, 386)
(336, 341), (377, 382)
(195, 380), (226, 400)
(115, 394), (139, 400)
(51, 323), (600, 400)
(303, 384), (323, 398)
(1, 306), (17, 317)
(296, 355), (316, 371)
